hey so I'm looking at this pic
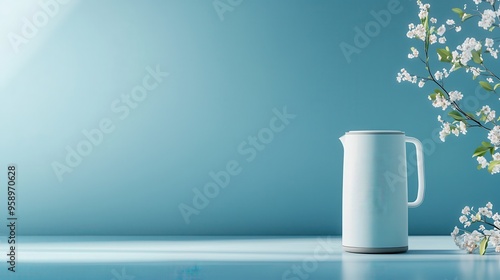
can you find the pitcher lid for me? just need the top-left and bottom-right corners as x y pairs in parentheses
(346, 130), (404, 134)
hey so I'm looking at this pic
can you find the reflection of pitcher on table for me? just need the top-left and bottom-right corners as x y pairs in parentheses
(340, 131), (425, 254)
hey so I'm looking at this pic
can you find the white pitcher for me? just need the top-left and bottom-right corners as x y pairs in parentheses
(339, 130), (425, 253)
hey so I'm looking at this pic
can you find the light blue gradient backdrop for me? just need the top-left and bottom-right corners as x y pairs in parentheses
(0, 0), (498, 235)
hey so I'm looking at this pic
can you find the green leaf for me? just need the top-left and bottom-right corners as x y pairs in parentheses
(452, 8), (465, 19)
(480, 81), (494, 91)
(490, 26), (495, 32)
(495, 83), (500, 90)
(462, 14), (474, 22)
(437, 48), (452, 62)
(480, 236), (489, 255)
(482, 141), (493, 147)
(473, 146), (490, 157)
(448, 111), (464, 121)
(472, 50), (483, 64)
(488, 161), (500, 173)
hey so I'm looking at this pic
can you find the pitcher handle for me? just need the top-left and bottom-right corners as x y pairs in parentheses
(405, 137), (425, 208)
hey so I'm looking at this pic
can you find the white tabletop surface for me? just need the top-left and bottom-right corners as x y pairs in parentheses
(2, 236), (499, 279)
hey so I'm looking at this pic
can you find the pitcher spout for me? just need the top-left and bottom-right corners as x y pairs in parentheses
(339, 135), (346, 147)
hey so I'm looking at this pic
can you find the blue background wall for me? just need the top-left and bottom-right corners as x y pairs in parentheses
(0, 0), (498, 235)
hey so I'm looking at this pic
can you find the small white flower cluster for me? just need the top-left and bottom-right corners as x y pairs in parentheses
(428, 90), (463, 112)
(438, 115), (467, 141)
(456, 37), (482, 65)
(478, 9), (500, 30)
(477, 105), (496, 123)
(417, 1), (430, 20)
(452, 202), (500, 254)
(407, 22), (427, 41)
(477, 153), (500, 173)
(408, 47), (419, 59)
(445, 19), (462, 32)
(396, 68), (417, 83)
(429, 23), (447, 44)
(434, 68), (450, 81)
(449, 90), (463, 102)
(407, 1), (432, 41)
(429, 93), (450, 110)
(484, 38), (499, 58)
(452, 228), (482, 253)
(488, 125), (500, 146)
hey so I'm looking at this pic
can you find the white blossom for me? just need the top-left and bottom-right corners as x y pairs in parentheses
(417, 1), (430, 20)
(457, 38), (482, 65)
(478, 9), (498, 30)
(493, 213), (500, 221)
(449, 90), (463, 101)
(479, 207), (493, 218)
(442, 68), (450, 78)
(477, 105), (496, 123)
(437, 24), (446, 36)
(437, 115), (452, 141)
(408, 47), (419, 59)
(488, 125), (500, 146)
(434, 71), (443, 80)
(478, 156), (489, 168)
(485, 38), (498, 59)
(429, 34), (437, 44)
(439, 36), (447, 44)
(485, 38), (494, 48)
(429, 93), (450, 110)
(446, 19), (455, 25)
(492, 164), (500, 174)
(459, 215), (468, 223)
(397, 68), (417, 83)
(467, 67), (482, 78)
(459, 121), (467, 134)
(407, 23), (427, 40)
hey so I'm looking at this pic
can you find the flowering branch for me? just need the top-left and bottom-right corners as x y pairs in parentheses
(398, 0), (500, 174)
(452, 202), (500, 255)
